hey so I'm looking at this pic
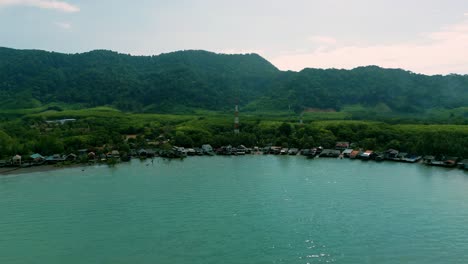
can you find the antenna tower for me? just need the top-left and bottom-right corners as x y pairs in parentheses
(234, 103), (239, 134)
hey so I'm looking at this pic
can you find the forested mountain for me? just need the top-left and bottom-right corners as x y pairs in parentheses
(1, 47), (467, 113)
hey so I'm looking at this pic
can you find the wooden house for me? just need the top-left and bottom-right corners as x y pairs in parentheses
(319, 149), (341, 158)
(12, 155), (22, 165)
(403, 154), (422, 163)
(111, 150), (120, 158)
(443, 157), (459, 167)
(45, 154), (65, 164)
(30, 153), (45, 164)
(88, 152), (97, 160)
(359, 150), (374, 160)
(397, 152), (408, 160)
(350, 150), (361, 159)
(186, 148), (196, 156)
(341, 149), (353, 158)
(66, 153), (77, 161)
(384, 149), (399, 160)
(335, 142), (350, 151)
(201, 144), (214, 155)
(288, 148), (299, 155)
(270, 146), (282, 155)
(99, 154), (107, 161)
(423, 155), (435, 164)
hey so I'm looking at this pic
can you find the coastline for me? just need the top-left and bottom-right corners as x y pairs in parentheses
(0, 164), (88, 176)
(1, 155), (466, 177)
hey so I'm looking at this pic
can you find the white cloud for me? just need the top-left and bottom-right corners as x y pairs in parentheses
(464, 12), (468, 17)
(308, 35), (337, 46)
(55, 21), (71, 29)
(0, 0), (79, 12)
(271, 19), (468, 75)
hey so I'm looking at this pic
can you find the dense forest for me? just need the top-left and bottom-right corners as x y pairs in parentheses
(1, 47), (468, 114)
(0, 109), (467, 159)
(0, 47), (467, 161)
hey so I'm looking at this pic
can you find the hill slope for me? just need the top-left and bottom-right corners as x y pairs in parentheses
(0, 47), (467, 114)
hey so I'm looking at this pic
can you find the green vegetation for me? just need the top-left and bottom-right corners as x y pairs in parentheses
(0, 47), (467, 161)
(0, 108), (467, 159)
(1, 47), (468, 118)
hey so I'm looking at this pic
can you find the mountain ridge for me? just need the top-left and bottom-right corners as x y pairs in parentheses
(1, 47), (467, 114)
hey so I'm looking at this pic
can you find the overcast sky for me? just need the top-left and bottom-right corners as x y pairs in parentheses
(1, 0), (468, 75)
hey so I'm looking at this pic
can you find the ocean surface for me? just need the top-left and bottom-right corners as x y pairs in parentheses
(1, 156), (468, 264)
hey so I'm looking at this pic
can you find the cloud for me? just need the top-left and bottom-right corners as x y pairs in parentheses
(308, 35), (337, 46)
(464, 12), (468, 17)
(0, 0), (79, 12)
(271, 19), (468, 75)
(55, 22), (71, 29)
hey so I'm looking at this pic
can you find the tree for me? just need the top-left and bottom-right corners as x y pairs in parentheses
(174, 132), (194, 147)
(0, 130), (13, 157)
(278, 122), (292, 137)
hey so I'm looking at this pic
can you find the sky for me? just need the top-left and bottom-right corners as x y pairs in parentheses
(1, 0), (468, 75)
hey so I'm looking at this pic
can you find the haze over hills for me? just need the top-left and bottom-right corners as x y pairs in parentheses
(1, 47), (467, 114)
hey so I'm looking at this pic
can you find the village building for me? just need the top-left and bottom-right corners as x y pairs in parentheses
(341, 149), (354, 158)
(30, 153), (45, 164)
(66, 154), (77, 161)
(319, 149), (341, 158)
(335, 142), (350, 151)
(349, 150), (361, 159)
(12, 155), (22, 166)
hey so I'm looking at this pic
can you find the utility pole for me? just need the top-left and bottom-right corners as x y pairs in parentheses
(234, 104), (239, 134)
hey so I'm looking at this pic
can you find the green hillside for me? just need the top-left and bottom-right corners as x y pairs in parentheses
(1, 47), (467, 116)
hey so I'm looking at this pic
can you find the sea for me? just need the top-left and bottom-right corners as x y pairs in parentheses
(1, 156), (467, 264)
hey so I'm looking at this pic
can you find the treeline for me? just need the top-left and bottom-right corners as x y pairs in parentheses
(1, 47), (468, 115)
(1, 115), (467, 159)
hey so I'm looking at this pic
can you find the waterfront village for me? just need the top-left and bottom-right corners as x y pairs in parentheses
(1, 139), (467, 173)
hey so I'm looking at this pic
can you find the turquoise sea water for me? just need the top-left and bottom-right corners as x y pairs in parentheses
(1, 156), (468, 264)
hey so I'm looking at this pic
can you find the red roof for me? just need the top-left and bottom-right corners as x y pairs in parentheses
(336, 142), (350, 147)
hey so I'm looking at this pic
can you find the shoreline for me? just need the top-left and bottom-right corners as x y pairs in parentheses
(0, 163), (88, 176)
(1, 155), (466, 177)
